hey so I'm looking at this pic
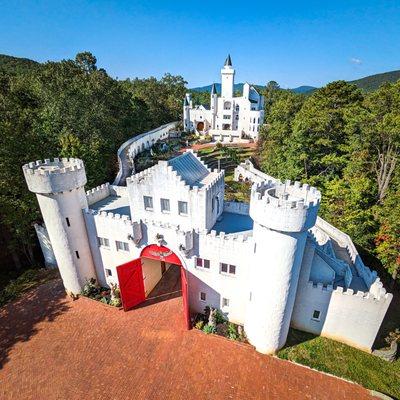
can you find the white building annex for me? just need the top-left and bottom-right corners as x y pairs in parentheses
(183, 55), (265, 142)
(23, 130), (392, 355)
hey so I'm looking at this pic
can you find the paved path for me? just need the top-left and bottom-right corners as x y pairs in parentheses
(0, 280), (374, 400)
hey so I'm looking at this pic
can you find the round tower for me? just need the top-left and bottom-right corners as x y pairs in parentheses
(245, 180), (321, 354)
(23, 158), (97, 295)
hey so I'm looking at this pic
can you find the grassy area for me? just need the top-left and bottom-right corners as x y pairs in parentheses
(224, 173), (251, 202)
(0, 268), (59, 307)
(278, 329), (400, 399)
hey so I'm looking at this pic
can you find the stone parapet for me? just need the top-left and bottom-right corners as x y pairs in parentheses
(23, 158), (86, 194)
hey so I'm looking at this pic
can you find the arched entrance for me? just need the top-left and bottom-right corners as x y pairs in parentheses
(196, 121), (204, 132)
(116, 245), (190, 329)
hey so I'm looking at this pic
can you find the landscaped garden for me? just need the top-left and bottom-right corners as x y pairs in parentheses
(81, 278), (121, 307)
(278, 328), (400, 399)
(194, 306), (247, 343)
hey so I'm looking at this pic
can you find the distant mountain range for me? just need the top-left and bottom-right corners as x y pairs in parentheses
(190, 83), (317, 94)
(190, 70), (400, 94)
(1, 54), (399, 93)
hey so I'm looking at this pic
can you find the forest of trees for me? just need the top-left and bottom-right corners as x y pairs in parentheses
(258, 80), (400, 284)
(0, 52), (186, 279)
(0, 51), (398, 289)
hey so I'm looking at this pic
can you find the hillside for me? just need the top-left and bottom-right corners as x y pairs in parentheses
(190, 82), (317, 94)
(0, 54), (39, 75)
(350, 70), (400, 91)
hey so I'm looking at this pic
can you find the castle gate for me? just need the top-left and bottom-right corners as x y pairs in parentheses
(116, 245), (190, 329)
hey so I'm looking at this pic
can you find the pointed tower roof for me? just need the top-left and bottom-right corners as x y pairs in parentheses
(211, 83), (217, 95)
(184, 96), (189, 106)
(224, 54), (232, 67)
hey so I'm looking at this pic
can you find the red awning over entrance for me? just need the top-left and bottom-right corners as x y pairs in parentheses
(140, 244), (182, 265)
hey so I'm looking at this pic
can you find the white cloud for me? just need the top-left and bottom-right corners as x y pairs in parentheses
(350, 57), (362, 65)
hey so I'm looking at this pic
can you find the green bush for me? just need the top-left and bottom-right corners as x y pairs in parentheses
(195, 320), (204, 330)
(227, 323), (239, 340)
(202, 324), (216, 335)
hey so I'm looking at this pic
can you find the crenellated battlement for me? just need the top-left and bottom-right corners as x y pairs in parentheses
(84, 208), (131, 224)
(86, 183), (111, 205)
(250, 179), (321, 233)
(306, 280), (393, 303)
(23, 157), (87, 194)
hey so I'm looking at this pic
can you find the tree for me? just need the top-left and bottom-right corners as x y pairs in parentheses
(75, 51), (97, 73)
(362, 82), (400, 203)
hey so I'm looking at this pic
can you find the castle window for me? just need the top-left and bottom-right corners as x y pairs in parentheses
(65, 217), (70, 227)
(222, 298), (230, 307)
(196, 257), (210, 269)
(223, 101), (231, 110)
(223, 115), (231, 120)
(144, 196), (153, 210)
(235, 105), (240, 112)
(75, 251), (80, 259)
(116, 241), (129, 252)
(160, 198), (170, 213)
(178, 201), (188, 215)
(312, 310), (321, 321)
(221, 263), (236, 276)
(105, 268), (112, 277)
(199, 292), (207, 302)
(98, 237), (110, 248)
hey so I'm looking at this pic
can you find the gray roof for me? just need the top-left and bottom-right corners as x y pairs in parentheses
(211, 83), (217, 95)
(224, 54), (232, 67)
(183, 96), (189, 106)
(168, 152), (210, 187)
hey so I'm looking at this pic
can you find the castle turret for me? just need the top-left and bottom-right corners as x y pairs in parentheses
(245, 180), (321, 354)
(183, 93), (191, 132)
(210, 83), (218, 129)
(23, 158), (97, 295)
(221, 54), (235, 98)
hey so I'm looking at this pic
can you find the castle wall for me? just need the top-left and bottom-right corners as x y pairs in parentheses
(291, 281), (393, 351)
(189, 230), (254, 324)
(114, 122), (177, 186)
(37, 188), (96, 293)
(34, 223), (57, 269)
(127, 157), (224, 232)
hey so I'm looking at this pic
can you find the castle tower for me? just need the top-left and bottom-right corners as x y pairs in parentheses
(210, 83), (218, 129)
(23, 158), (97, 295)
(221, 54), (235, 98)
(183, 93), (191, 132)
(245, 180), (321, 354)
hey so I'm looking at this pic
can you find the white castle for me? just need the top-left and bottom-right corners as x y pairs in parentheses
(183, 55), (264, 142)
(23, 125), (392, 355)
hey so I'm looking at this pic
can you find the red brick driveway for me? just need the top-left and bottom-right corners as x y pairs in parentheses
(0, 280), (374, 400)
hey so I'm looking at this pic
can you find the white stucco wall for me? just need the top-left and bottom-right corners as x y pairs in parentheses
(291, 281), (392, 351)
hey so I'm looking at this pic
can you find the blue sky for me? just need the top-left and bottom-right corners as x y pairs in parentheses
(0, 0), (399, 88)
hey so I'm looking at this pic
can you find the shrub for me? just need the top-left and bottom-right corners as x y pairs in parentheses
(385, 328), (400, 345)
(202, 324), (216, 335)
(227, 323), (239, 340)
(195, 320), (204, 330)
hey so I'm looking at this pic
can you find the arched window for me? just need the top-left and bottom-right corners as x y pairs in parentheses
(213, 195), (220, 215)
(235, 104), (240, 112)
(224, 101), (231, 110)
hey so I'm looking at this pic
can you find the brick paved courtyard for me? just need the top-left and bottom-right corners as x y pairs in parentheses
(0, 279), (375, 400)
